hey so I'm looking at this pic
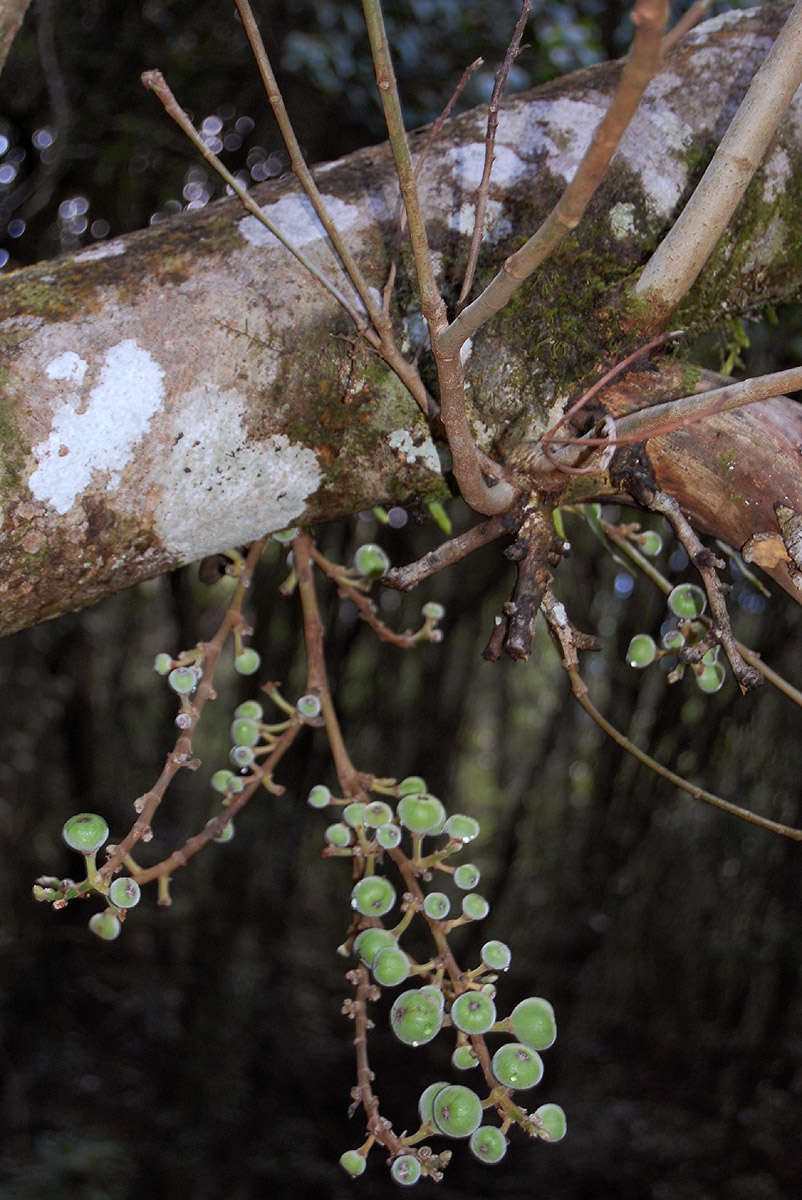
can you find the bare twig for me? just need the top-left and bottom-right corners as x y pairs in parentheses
(382, 55), (483, 315)
(661, 0), (713, 54)
(384, 504), (524, 591)
(636, 0), (802, 325)
(141, 70), (366, 328)
(526, 363), (802, 475)
(362, 0), (516, 516)
(294, 532), (369, 797)
(458, 0), (532, 304)
(440, 0), (669, 357)
(233, 0), (431, 417)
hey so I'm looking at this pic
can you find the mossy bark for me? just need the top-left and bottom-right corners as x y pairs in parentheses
(0, 2), (801, 635)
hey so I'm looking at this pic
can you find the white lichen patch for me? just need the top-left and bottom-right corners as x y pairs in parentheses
(762, 147), (791, 204)
(618, 102), (693, 218)
(387, 428), (442, 475)
(149, 385), (321, 558)
(609, 202), (637, 239)
(509, 98), (605, 180)
(46, 351), (88, 384)
(73, 240), (127, 263)
(442, 141), (529, 192)
(688, 7), (754, 35)
(450, 197), (510, 239)
(238, 193), (359, 250)
(29, 339), (165, 515)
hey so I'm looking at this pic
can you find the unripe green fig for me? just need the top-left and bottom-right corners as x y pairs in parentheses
(450, 990), (496, 1035)
(668, 583), (706, 618)
(626, 633), (656, 668)
(492, 1041), (544, 1089)
(534, 1102), (567, 1142)
(354, 542), (390, 578)
(62, 813), (109, 855)
(391, 989), (443, 1047)
(108, 877), (141, 909)
(510, 996), (557, 1050)
(234, 648), (261, 675)
(432, 1084), (483, 1138)
(470, 1124), (507, 1164)
(390, 1154), (421, 1185)
(89, 911), (121, 941)
(339, 1149), (366, 1177)
(351, 875), (396, 917)
(296, 693), (322, 719)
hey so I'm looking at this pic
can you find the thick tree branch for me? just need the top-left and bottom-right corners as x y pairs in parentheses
(1, 4), (802, 635)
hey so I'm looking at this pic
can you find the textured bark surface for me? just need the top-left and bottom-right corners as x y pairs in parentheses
(0, 3), (801, 634)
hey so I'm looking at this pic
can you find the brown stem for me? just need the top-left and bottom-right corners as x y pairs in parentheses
(440, 0), (668, 356)
(634, 484), (761, 692)
(661, 0), (712, 54)
(541, 587), (802, 840)
(293, 532), (366, 796)
(384, 504), (524, 591)
(458, 0), (532, 304)
(129, 722), (302, 885)
(99, 538), (267, 881)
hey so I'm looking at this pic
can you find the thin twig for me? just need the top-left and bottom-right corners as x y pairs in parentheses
(458, 0), (531, 304)
(382, 55), (483, 316)
(627, 484), (762, 692)
(294, 532), (369, 797)
(527, 363), (802, 475)
(129, 722), (302, 886)
(233, 0), (431, 417)
(141, 69), (366, 329)
(636, 0), (802, 325)
(99, 538), (268, 881)
(440, 0), (669, 357)
(661, 0), (713, 54)
(362, 0), (516, 515)
(541, 587), (802, 840)
(384, 504), (524, 591)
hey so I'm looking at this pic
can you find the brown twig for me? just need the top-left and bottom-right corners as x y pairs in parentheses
(661, 0), (713, 54)
(362, 0), (516, 516)
(631, 483), (762, 692)
(440, 0), (669, 357)
(233, 0), (432, 418)
(541, 586), (802, 840)
(99, 538), (268, 882)
(294, 532), (370, 797)
(128, 722), (302, 886)
(384, 503), (525, 591)
(458, 0), (531, 304)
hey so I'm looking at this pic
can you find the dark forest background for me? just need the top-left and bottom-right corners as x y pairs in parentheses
(1, 3), (800, 1198)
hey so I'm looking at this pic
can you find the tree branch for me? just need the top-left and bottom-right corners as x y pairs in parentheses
(635, 0), (802, 325)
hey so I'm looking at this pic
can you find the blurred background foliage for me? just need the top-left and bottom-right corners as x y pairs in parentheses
(1, 2), (801, 1197)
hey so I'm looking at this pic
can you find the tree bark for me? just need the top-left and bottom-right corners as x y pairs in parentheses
(0, 2), (801, 635)
(0, 0), (32, 77)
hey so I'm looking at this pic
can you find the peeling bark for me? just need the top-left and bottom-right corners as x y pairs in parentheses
(0, 3), (801, 635)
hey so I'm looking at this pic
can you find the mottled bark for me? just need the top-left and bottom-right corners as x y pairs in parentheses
(0, 0), (31, 76)
(0, 2), (801, 635)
